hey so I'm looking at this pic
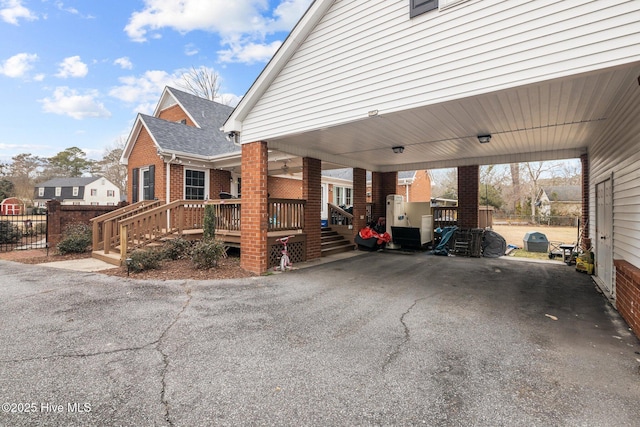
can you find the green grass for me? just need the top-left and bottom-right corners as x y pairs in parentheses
(510, 249), (557, 261)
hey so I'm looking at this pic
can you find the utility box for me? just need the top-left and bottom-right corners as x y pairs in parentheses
(523, 231), (549, 253)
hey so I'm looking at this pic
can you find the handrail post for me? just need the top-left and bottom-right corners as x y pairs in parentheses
(92, 219), (100, 252)
(104, 220), (112, 254)
(119, 224), (128, 264)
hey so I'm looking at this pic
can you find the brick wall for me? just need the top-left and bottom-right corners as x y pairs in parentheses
(353, 168), (367, 233)
(240, 141), (269, 273)
(128, 126), (166, 203)
(158, 104), (195, 126)
(303, 157), (322, 260)
(46, 200), (123, 248)
(269, 176), (303, 199)
(211, 169), (231, 199)
(397, 170), (432, 202)
(580, 154), (590, 250)
(458, 165), (479, 228)
(614, 260), (640, 340)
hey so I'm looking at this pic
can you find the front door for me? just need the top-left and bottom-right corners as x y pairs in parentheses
(595, 178), (613, 296)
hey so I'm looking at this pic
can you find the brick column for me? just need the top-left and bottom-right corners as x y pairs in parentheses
(303, 157), (322, 260)
(371, 171), (398, 221)
(46, 200), (61, 247)
(458, 165), (479, 229)
(580, 153), (590, 250)
(352, 168), (367, 234)
(240, 141), (268, 274)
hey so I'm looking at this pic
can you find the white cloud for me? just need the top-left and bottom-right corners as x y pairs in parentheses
(114, 57), (133, 70)
(40, 87), (111, 119)
(56, 56), (88, 78)
(0, 0), (37, 25)
(0, 52), (37, 78)
(217, 40), (281, 64)
(124, 0), (312, 63)
(109, 70), (183, 113)
(184, 43), (199, 56)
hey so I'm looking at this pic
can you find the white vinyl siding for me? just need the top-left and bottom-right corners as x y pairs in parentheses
(589, 84), (640, 270)
(241, 0), (640, 142)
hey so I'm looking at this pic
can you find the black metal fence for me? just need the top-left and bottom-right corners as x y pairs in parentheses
(0, 212), (47, 252)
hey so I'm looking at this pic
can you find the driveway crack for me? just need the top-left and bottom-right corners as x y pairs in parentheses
(382, 298), (424, 373)
(158, 281), (192, 427)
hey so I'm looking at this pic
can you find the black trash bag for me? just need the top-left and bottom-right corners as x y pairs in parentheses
(482, 230), (506, 258)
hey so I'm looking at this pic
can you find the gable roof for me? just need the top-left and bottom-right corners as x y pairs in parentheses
(122, 86), (239, 163)
(36, 177), (101, 188)
(541, 185), (581, 202)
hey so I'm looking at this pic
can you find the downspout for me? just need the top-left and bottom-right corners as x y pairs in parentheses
(165, 153), (176, 230)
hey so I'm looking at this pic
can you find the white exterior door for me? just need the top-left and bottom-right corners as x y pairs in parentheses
(596, 178), (613, 295)
(321, 183), (328, 221)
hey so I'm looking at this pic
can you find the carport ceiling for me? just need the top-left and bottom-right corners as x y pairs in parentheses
(265, 62), (640, 172)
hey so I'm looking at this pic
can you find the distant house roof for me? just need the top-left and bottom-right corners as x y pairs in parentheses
(542, 185), (581, 202)
(36, 177), (101, 188)
(322, 168), (417, 182)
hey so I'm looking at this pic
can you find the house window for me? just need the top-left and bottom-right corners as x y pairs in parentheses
(73, 202), (81, 205)
(334, 186), (352, 207)
(185, 169), (207, 200)
(55, 187), (61, 197)
(410, 0), (437, 18)
(72, 187), (79, 196)
(237, 178), (241, 198)
(90, 202), (99, 206)
(107, 190), (115, 197)
(38, 187), (44, 197)
(91, 189), (98, 196)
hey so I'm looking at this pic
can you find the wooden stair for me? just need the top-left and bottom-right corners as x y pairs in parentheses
(321, 227), (355, 256)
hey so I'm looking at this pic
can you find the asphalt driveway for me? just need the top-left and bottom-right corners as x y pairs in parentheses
(1, 253), (639, 426)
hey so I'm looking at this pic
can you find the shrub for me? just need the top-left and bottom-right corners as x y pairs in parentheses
(0, 220), (21, 244)
(161, 237), (192, 260)
(57, 223), (92, 254)
(127, 249), (163, 273)
(203, 204), (216, 240)
(191, 238), (227, 270)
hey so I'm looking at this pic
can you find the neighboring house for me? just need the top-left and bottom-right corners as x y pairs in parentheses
(34, 177), (121, 207)
(322, 168), (431, 203)
(1, 197), (24, 215)
(536, 185), (581, 217)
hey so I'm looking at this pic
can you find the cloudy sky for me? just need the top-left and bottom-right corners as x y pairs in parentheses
(0, 0), (312, 162)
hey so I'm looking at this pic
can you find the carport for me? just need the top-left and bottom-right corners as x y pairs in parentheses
(222, 2), (640, 338)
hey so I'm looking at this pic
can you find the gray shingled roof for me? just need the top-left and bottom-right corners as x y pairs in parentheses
(36, 177), (100, 187)
(322, 169), (417, 181)
(543, 185), (581, 202)
(140, 87), (240, 158)
(167, 87), (233, 131)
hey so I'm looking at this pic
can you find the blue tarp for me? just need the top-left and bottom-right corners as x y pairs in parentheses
(433, 226), (458, 256)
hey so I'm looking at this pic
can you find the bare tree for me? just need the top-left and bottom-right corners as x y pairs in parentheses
(178, 66), (222, 102)
(524, 161), (556, 221)
(93, 138), (127, 195)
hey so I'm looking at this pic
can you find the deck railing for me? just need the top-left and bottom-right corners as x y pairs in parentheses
(268, 198), (305, 231)
(328, 203), (354, 226)
(90, 200), (163, 254)
(110, 198), (304, 261)
(432, 206), (458, 229)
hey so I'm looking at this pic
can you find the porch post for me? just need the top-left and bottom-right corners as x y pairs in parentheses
(303, 157), (322, 260)
(352, 168), (367, 233)
(241, 141), (269, 274)
(371, 171), (398, 222)
(457, 165), (479, 228)
(580, 153), (590, 251)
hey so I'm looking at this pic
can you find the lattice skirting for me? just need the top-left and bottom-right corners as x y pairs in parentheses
(269, 239), (306, 268)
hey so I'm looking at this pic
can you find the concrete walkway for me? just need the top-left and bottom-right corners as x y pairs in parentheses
(1, 252), (638, 426)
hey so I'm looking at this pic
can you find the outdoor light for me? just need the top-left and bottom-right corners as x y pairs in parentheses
(392, 146), (405, 154)
(477, 134), (492, 144)
(125, 257), (133, 276)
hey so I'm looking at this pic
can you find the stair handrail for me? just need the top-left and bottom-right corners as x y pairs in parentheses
(328, 203), (353, 226)
(91, 200), (164, 254)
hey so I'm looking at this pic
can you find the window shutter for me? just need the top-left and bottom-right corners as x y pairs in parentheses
(132, 168), (139, 203)
(410, 0), (437, 17)
(149, 164), (155, 200)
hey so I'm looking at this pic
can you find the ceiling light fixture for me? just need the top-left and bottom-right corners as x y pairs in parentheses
(477, 134), (491, 144)
(392, 146), (405, 154)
